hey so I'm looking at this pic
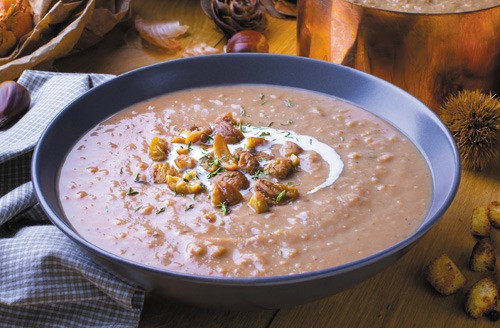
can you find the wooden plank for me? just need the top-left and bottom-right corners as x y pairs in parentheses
(54, 0), (296, 74)
(269, 167), (499, 328)
(140, 294), (276, 328)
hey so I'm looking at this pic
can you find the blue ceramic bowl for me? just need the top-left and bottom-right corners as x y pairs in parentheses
(32, 54), (460, 309)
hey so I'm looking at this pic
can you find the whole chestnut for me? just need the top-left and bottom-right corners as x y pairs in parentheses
(226, 30), (269, 53)
(0, 81), (31, 128)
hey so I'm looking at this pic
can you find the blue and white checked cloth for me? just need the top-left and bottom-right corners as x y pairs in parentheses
(0, 71), (145, 327)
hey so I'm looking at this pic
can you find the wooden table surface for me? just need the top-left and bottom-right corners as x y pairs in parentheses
(54, 1), (500, 327)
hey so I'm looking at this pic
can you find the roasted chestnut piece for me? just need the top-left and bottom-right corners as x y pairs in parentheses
(226, 30), (269, 53)
(0, 81), (31, 128)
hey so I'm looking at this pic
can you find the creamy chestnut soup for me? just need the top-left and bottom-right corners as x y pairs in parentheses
(349, 0), (498, 13)
(59, 85), (431, 277)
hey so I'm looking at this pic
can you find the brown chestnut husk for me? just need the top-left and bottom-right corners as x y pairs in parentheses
(226, 30), (269, 53)
(0, 81), (31, 128)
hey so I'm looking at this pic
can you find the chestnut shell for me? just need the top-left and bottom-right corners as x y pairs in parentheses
(226, 30), (269, 53)
(0, 81), (31, 128)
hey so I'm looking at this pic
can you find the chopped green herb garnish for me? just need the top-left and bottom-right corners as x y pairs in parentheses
(156, 207), (165, 214)
(284, 99), (293, 107)
(240, 106), (249, 117)
(127, 187), (138, 196)
(259, 132), (271, 137)
(309, 138), (313, 145)
(217, 203), (228, 215)
(207, 166), (224, 179)
(266, 122), (274, 127)
(134, 172), (140, 181)
(135, 205), (143, 212)
(120, 167), (123, 175)
(187, 142), (192, 151)
(259, 94), (267, 105)
(280, 120), (293, 126)
(285, 132), (292, 138)
(185, 204), (195, 211)
(203, 133), (213, 141)
(293, 166), (301, 172)
(208, 157), (220, 168)
(339, 136), (345, 142)
(238, 120), (247, 132)
(367, 153), (376, 158)
(275, 190), (286, 203)
(252, 170), (267, 180)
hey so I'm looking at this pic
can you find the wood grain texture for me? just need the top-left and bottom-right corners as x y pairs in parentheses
(140, 294), (276, 328)
(54, 0), (297, 74)
(51, 0), (500, 327)
(269, 167), (500, 328)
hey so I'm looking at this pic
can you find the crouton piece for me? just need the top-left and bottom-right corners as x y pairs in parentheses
(470, 239), (496, 272)
(488, 201), (500, 228)
(471, 206), (490, 238)
(465, 277), (499, 319)
(424, 254), (467, 295)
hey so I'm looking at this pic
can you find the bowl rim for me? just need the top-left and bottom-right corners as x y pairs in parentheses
(32, 53), (461, 286)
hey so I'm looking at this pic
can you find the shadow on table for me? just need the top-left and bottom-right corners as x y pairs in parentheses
(140, 293), (278, 328)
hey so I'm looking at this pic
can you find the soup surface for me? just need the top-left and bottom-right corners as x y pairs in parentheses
(349, 0), (498, 13)
(59, 85), (431, 277)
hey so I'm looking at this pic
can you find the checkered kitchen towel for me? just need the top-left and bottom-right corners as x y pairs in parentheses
(0, 71), (145, 327)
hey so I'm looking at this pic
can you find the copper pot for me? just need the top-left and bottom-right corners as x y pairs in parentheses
(297, 0), (500, 113)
